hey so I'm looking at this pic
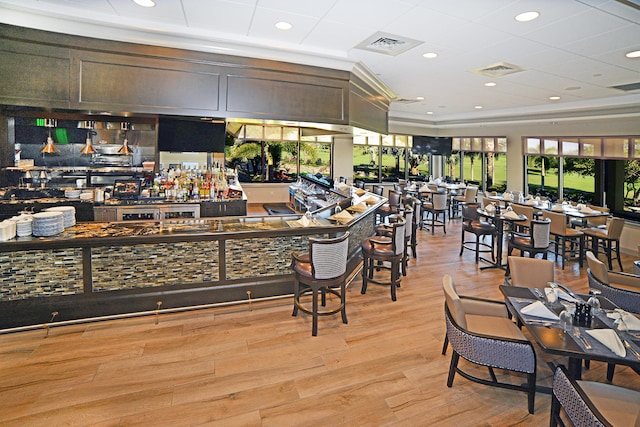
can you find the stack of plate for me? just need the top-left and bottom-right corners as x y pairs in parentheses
(65, 189), (81, 199)
(32, 211), (65, 236)
(0, 220), (17, 241)
(44, 206), (76, 228)
(16, 218), (33, 237)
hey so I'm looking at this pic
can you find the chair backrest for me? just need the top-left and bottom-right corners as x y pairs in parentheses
(432, 192), (447, 210)
(309, 231), (350, 280)
(544, 210), (567, 235)
(511, 204), (533, 227)
(585, 251), (609, 285)
(339, 176), (347, 184)
(442, 274), (467, 329)
(482, 197), (494, 209)
(355, 180), (365, 189)
(587, 204), (609, 226)
(393, 183), (401, 193)
(461, 203), (480, 222)
(403, 207), (413, 238)
(508, 256), (554, 288)
(388, 190), (402, 207)
(530, 219), (550, 248)
(606, 217), (625, 240)
(464, 186), (478, 203)
(373, 185), (384, 196)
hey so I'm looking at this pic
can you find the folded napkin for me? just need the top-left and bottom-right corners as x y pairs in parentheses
(485, 203), (495, 213)
(607, 311), (640, 331)
(419, 185), (430, 192)
(329, 210), (354, 222)
(348, 202), (368, 213)
(580, 206), (596, 214)
(525, 199), (537, 206)
(551, 204), (565, 212)
(503, 210), (522, 220)
(354, 188), (366, 196)
(585, 329), (626, 357)
(337, 182), (349, 191)
(521, 301), (559, 320)
(556, 289), (578, 303)
(365, 196), (379, 205)
(295, 215), (311, 227)
(408, 184), (416, 191)
(502, 192), (514, 201)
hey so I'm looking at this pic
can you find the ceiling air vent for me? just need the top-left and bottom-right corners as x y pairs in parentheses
(355, 32), (423, 56)
(610, 81), (640, 91)
(470, 61), (524, 78)
(392, 98), (421, 104)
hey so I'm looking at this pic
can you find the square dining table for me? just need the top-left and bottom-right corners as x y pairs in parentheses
(500, 285), (640, 380)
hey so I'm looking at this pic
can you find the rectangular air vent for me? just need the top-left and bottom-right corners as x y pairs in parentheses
(355, 32), (423, 56)
(610, 82), (640, 91)
(470, 61), (524, 78)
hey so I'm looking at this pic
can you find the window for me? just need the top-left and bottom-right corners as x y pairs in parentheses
(451, 136), (507, 191)
(353, 134), (410, 182)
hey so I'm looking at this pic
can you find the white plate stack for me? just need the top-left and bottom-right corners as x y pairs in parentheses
(44, 206), (76, 228)
(0, 220), (17, 241)
(32, 211), (65, 236)
(65, 189), (81, 199)
(16, 218), (33, 237)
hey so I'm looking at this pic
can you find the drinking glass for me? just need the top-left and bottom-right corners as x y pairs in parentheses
(587, 289), (601, 314)
(559, 309), (573, 333)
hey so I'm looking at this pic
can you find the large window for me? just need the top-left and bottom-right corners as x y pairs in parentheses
(451, 137), (507, 191)
(226, 125), (332, 183)
(353, 134), (410, 182)
(524, 136), (640, 219)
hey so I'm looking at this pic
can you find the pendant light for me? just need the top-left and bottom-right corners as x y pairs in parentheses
(118, 122), (134, 154)
(40, 118), (59, 154)
(78, 120), (97, 154)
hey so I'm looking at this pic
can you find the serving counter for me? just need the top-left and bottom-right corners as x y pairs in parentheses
(0, 194), (384, 330)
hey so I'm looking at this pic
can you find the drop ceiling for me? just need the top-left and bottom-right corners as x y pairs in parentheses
(0, 0), (639, 129)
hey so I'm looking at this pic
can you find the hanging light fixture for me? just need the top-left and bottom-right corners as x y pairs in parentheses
(118, 122), (134, 154)
(80, 121), (97, 155)
(40, 118), (59, 154)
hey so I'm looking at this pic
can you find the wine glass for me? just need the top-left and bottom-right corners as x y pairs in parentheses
(559, 308), (574, 333)
(587, 289), (601, 314)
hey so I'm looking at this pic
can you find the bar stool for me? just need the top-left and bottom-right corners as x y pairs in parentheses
(451, 186), (477, 218)
(422, 192), (447, 234)
(361, 215), (405, 301)
(544, 210), (584, 269)
(582, 217), (624, 271)
(507, 219), (551, 259)
(459, 203), (496, 263)
(291, 231), (350, 336)
(376, 189), (402, 224)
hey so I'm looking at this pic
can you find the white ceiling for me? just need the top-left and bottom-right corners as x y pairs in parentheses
(1, 0), (639, 128)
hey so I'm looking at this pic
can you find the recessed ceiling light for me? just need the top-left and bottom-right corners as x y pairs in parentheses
(549, 96), (561, 100)
(626, 50), (640, 58)
(515, 11), (539, 22)
(475, 105), (483, 109)
(275, 21), (293, 30)
(133, 0), (155, 7)
(416, 96), (425, 101)
(426, 111), (433, 115)
(422, 52), (438, 59)
(484, 82), (497, 87)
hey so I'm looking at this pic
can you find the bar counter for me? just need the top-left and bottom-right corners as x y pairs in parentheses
(0, 196), (384, 330)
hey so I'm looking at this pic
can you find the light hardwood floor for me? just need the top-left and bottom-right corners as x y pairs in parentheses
(1, 210), (638, 426)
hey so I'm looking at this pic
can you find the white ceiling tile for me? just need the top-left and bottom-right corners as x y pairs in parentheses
(182, 0), (254, 34)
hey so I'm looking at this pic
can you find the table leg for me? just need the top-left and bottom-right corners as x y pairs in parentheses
(480, 219), (505, 270)
(567, 357), (582, 380)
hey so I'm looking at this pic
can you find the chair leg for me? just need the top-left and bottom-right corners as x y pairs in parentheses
(391, 260), (399, 301)
(459, 229), (465, 256)
(340, 282), (348, 325)
(361, 255), (369, 295)
(311, 288), (319, 336)
(292, 279), (300, 317)
(550, 392), (561, 427)
(441, 335), (449, 355)
(527, 372), (536, 414)
(616, 241), (623, 271)
(447, 351), (459, 387)
(606, 363), (615, 382)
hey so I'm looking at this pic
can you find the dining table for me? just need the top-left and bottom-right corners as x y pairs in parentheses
(500, 284), (640, 380)
(477, 207), (527, 271)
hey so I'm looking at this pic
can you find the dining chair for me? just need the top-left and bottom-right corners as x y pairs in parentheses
(582, 217), (624, 271)
(291, 231), (350, 336)
(507, 219), (551, 259)
(451, 186), (477, 218)
(372, 184), (384, 196)
(586, 251), (640, 314)
(507, 256), (554, 288)
(361, 214), (405, 301)
(376, 189), (402, 224)
(510, 204), (533, 233)
(544, 210), (584, 270)
(550, 365), (640, 427)
(442, 274), (537, 414)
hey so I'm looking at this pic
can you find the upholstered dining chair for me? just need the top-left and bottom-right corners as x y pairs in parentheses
(459, 203), (496, 263)
(544, 210), (584, 270)
(510, 204), (533, 233)
(550, 365), (640, 427)
(451, 186), (478, 218)
(586, 251), (640, 314)
(507, 219), (550, 259)
(507, 256), (555, 288)
(582, 217), (625, 271)
(376, 189), (402, 224)
(442, 275), (537, 414)
(361, 215), (405, 301)
(291, 231), (350, 336)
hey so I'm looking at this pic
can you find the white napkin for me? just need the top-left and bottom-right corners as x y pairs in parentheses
(485, 203), (495, 213)
(585, 329), (626, 357)
(337, 182), (349, 191)
(607, 311), (640, 331)
(408, 184), (416, 191)
(580, 206), (596, 214)
(556, 289), (578, 303)
(521, 301), (560, 320)
(502, 192), (513, 201)
(297, 215), (311, 227)
(526, 199), (537, 206)
(503, 210), (522, 220)
(551, 204), (565, 212)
